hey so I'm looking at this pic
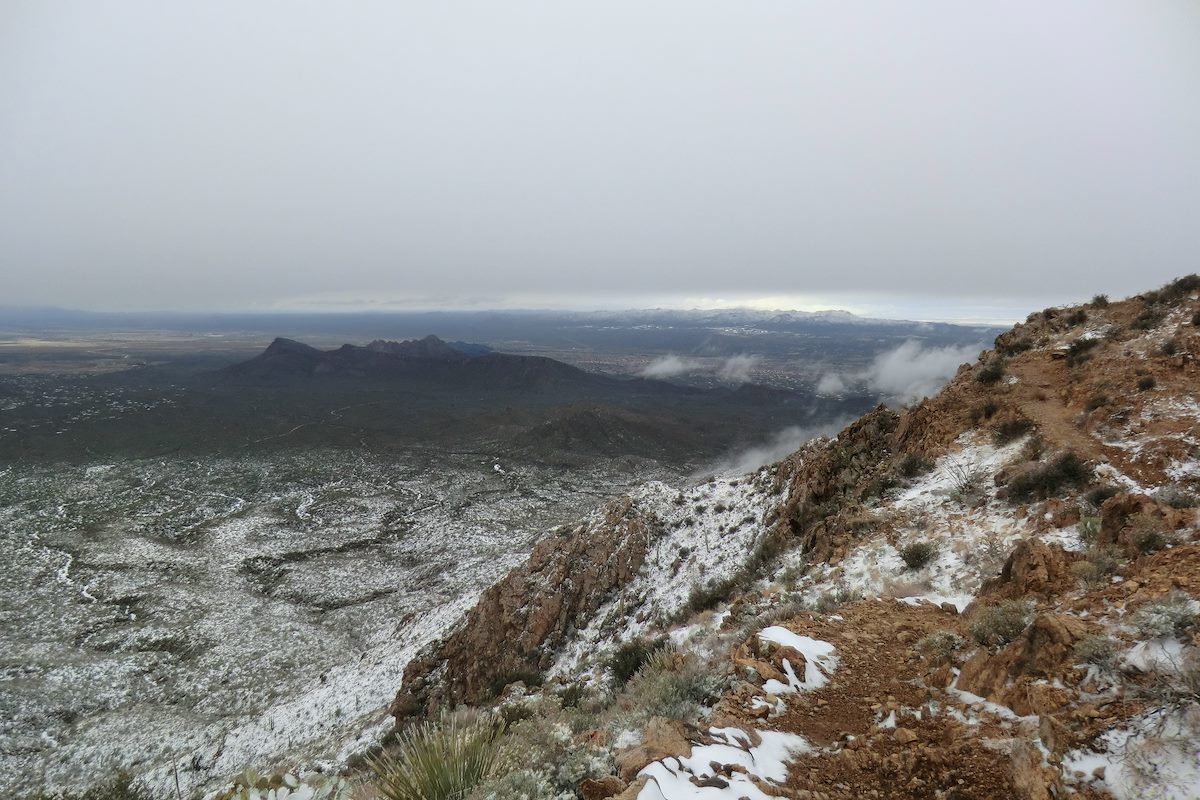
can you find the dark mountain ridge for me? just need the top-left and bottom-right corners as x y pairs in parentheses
(225, 335), (698, 396)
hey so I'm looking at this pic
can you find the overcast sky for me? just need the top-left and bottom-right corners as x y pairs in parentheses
(2, 2), (1198, 320)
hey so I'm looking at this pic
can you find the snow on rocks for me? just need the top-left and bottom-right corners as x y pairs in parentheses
(637, 727), (811, 800)
(756, 626), (837, 692)
(1062, 708), (1200, 800)
(552, 471), (783, 674)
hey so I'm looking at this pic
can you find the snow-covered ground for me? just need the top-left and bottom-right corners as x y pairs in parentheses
(0, 449), (666, 796)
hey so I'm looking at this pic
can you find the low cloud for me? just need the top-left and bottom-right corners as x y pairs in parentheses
(703, 419), (850, 476)
(640, 355), (704, 378)
(864, 340), (980, 402)
(816, 373), (846, 395)
(717, 354), (761, 384)
(641, 353), (761, 384)
(815, 340), (981, 403)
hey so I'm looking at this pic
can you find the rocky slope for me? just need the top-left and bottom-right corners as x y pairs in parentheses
(383, 277), (1200, 800)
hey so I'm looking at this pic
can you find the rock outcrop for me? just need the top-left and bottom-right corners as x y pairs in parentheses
(391, 497), (662, 717)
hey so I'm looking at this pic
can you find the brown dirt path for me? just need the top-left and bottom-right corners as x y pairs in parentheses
(717, 600), (1030, 799)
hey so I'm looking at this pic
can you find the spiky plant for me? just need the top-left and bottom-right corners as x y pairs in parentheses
(368, 712), (503, 800)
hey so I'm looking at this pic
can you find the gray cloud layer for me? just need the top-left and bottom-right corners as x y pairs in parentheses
(2, 2), (1199, 311)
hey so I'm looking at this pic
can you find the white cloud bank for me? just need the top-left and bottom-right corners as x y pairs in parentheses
(641, 354), (761, 384)
(640, 355), (704, 378)
(816, 340), (981, 403)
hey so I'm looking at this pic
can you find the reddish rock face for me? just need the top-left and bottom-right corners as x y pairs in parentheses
(391, 496), (658, 718)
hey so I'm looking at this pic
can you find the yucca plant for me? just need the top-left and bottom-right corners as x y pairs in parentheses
(368, 711), (503, 800)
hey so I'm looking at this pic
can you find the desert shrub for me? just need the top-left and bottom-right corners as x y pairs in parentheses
(609, 637), (668, 686)
(993, 417), (1033, 445)
(1133, 527), (1173, 555)
(679, 576), (737, 617)
(619, 648), (725, 723)
(1085, 394), (1109, 412)
(1132, 307), (1165, 330)
(473, 701), (613, 800)
(947, 460), (989, 507)
(999, 337), (1033, 356)
(1073, 635), (1118, 671)
(1064, 308), (1088, 326)
(1080, 545), (1124, 580)
(917, 630), (966, 665)
(1090, 545), (1124, 574)
(1160, 339), (1179, 356)
(1020, 434), (1046, 462)
(1192, 311), (1200, 326)
(1156, 273), (1200, 302)
(467, 769), (556, 800)
(976, 357), (1007, 385)
(1137, 375), (1156, 391)
(369, 712), (503, 800)
(813, 583), (862, 613)
(1066, 336), (1100, 366)
(1132, 591), (1198, 639)
(1084, 485), (1120, 508)
(1070, 559), (1105, 589)
(1006, 452), (1091, 502)
(969, 600), (1033, 649)
(898, 452), (934, 478)
(1156, 486), (1199, 509)
(899, 541), (938, 570)
(860, 473), (899, 501)
(1092, 294), (1110, 308)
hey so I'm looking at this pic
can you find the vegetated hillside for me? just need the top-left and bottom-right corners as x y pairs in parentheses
(354, 278), (1197, 800)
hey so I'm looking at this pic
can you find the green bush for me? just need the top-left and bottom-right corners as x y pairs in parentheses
(1064, 309), (1088, 326)
(976, 357), (1007, 385)
(368, 712), (503, 800)
(1137, 375), (1156, 392)
(1006, 452), (1091, 502)
(609, 637), (668, 686)
(969, 600), (1033, 649)
(993, 418), (1034, 445)
(899, 541), (938, 570)
(1160, 339), (1179, 356)
(1091, 294), (1110, 308)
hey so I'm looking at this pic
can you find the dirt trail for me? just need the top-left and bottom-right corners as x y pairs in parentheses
(719, 601), (1032, 799)
(1005, 357), (1158, 485)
